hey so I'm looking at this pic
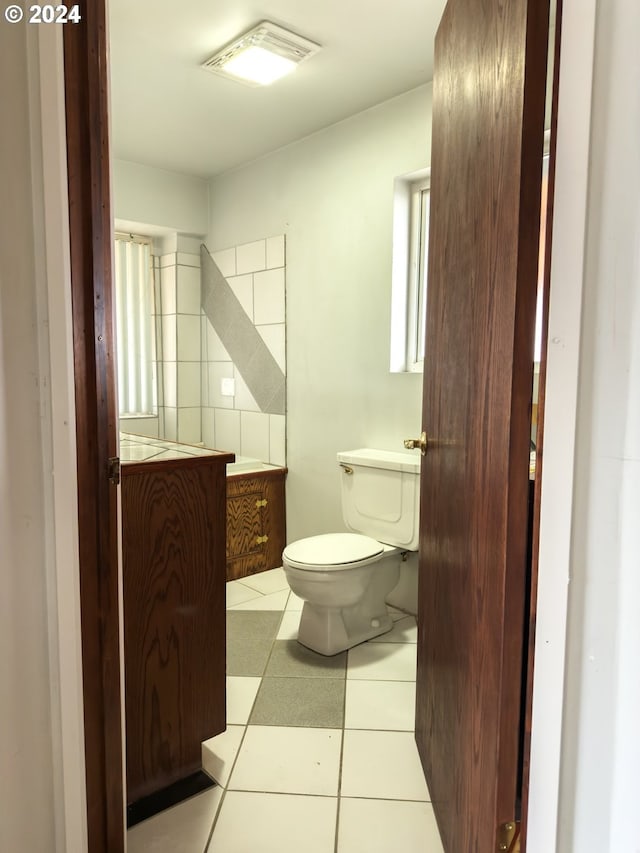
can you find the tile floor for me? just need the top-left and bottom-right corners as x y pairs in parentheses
(128, 568), (444, 852)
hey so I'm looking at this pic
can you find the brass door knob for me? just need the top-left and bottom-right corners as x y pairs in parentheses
(404, 432), (428, 455)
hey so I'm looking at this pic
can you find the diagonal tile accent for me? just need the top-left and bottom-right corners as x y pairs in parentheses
(200, 245), (285, 415)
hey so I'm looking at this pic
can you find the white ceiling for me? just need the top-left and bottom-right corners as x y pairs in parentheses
(108, 0), (446, 178)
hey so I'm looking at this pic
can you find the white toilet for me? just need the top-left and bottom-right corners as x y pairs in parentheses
(282, 448), (420, 656)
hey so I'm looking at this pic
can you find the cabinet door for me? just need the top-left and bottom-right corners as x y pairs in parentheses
(226, 474), (286, 580)
(122, 460), (227, 804)
(227, 482), (268, 579)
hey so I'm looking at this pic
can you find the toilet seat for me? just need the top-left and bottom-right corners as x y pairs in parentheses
(283, 532), (384, 571)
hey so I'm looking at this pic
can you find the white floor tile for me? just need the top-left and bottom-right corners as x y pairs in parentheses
(285, 591), (305, 611)
(347, 642), (417, 681)
(344, 680), (416, 731)
(229, 589), (289, 611)
(208, 791), (337, 853)
(226, 580), (263, 607)
(369, 615), (417, 643)
(240, 567), (288, 595)
(229, 725), (342, 796)
(202, 725), (245, 788)
(276, 609), (302, 640)
(340, 730), (430, 801)
(127, 787), (223, 853)
(226, 676), (261, 725)
(337, 798), (444, 853)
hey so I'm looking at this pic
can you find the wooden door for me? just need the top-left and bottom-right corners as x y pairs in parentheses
(415, 1), (550, 850)
(64, 3), (124, 850)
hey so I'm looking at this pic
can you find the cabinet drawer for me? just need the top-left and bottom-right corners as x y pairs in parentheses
(226, 470), (286, 581)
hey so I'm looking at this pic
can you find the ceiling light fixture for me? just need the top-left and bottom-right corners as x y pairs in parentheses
(202, 21), (321, 87)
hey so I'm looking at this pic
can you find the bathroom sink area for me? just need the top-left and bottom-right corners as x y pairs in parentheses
(120, 432), (287, 585)
(227, 456), (281, 475)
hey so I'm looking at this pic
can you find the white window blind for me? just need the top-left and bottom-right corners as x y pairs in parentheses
(389, 168), (430, 372)
(408, 176), (430, 367)
(114, 235), (157, 416)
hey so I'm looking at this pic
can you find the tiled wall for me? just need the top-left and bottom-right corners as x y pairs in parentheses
(156, 250), (203, 445)
(201, 236), (286, 466)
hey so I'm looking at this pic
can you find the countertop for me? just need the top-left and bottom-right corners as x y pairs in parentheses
(120, 432), (233, 465)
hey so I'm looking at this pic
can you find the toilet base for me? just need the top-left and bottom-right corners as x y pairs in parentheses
(296, 600), (394, 656)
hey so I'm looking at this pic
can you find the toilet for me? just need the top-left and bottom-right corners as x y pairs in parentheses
(282, 448), (421, 656)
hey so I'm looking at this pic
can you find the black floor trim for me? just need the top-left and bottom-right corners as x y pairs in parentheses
(126, 771), (216, 828)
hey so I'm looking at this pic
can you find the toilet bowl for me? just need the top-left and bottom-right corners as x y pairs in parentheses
(282, 449), (420, 656)
(283, 533), (401, 655)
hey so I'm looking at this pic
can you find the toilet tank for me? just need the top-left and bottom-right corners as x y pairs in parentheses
(337, 448), (421, 550)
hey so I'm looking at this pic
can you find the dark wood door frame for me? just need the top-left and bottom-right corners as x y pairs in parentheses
(64, 2), (125, 850)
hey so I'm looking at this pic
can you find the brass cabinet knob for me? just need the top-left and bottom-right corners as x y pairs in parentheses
(404, 432), (428, 456)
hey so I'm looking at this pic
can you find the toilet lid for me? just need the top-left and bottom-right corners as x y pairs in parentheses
(283, 533), (384, 570)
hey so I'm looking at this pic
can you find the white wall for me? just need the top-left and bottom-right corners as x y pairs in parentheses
(556, 0), (640, 849)
(0, 24), (84, 853)
(208, 85), (431, 540)
(112, 158), (209, 236)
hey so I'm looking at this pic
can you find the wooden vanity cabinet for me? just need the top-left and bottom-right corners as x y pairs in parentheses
(121, 452), (231, 807)
(226, 467), (287, 581)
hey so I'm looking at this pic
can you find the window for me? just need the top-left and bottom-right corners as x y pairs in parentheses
(408, 175), (430, 367)
(390, 169), (431, 373)
(114, 234), (158, 416)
